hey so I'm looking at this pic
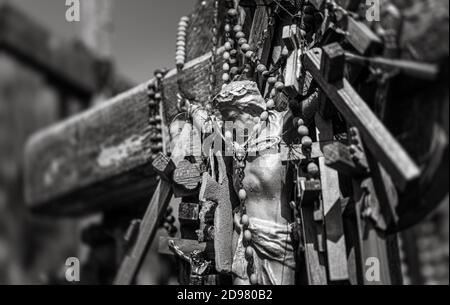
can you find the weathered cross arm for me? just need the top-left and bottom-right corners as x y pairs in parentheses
(24, 51), (224, 216)
(0, 3), (131, 98)
(303, 48), (421, 191)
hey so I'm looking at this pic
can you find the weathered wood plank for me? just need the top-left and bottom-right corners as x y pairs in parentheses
(304, 49), (420, 191)
(114, 180), (173, 285)
(316, 114), (349, 282)
(0, 4), (95, 97)
(24, 52), (223, 216)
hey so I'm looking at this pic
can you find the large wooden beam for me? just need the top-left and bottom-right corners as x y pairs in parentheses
(24, 52), (224, 216)
(0, 4), (130, 98)
(304, 49), (420, 191)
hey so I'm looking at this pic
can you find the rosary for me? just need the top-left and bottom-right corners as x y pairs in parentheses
(173, 0), (306, 285)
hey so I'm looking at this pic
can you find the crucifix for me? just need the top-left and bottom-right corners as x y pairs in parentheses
(21, 0), (447, 287)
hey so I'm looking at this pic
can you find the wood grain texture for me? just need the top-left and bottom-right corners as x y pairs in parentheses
(24, 52), (223, 216)
(304, 49), (420, 191)
(316, 114), (349, 282)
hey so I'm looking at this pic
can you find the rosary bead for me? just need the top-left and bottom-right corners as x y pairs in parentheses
(222, 73), (230, 82)
(266, 99), (275, 110)
(307, 162), (320, 177)
(267, 77), (277, 86)
(281, 47), (290, 58)
(244, 230), (252, 242)
(241, 43), (251, 52)
(256, 64), (267, 73)
(245, 51), (254, 59)
(241, 214), (250, 227)
(230, 67), (239, 75)
(297, 118), (305, 127)
(239, 189), (247, 201)
(250, 274), (258, 285)
(230, 49), (238, 57)
(223, 52), (231, 60)
(302, 136), (313, 148)
(176, 50), (185, 57)
(238, 38), (248, 46)
(178, 21), (188, 28)
(180, 16), (189, 23)
(176, 41), (186, 47)
(260, 111), (269, 121)
(223, 63), (230, 71)
(297, 125), (309, 137)
(228, 8), (238, 17)
(224, 24), (231, 33)
(245, 247), (254, 260)
(233, 25), (243, 33)
(224, 41), (232, 51)
(275, 82), (285, 92)
(236, 31), (246, 40)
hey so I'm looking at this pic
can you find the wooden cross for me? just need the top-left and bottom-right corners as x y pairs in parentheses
(20, 0), (443, 287)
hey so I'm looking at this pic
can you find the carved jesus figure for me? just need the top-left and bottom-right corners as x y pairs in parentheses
(189, 81), (296, 285)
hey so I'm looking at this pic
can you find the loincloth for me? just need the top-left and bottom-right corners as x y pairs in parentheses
(232, 217), (296, 285)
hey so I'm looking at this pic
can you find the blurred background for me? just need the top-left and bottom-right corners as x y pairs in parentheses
(0, 0), (448, 285)
(0, 0), (198, 285)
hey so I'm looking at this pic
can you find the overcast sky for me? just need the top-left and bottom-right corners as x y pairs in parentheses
(2, 0), (197, 84)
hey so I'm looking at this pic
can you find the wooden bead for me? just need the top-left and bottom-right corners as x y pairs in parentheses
(222, 73), (230, 82)
(224, 24), (231, 32)
(275, 82), (285, 92)
(228, 8), (238, 17)
(267, 77), (277, 85)
(250, 274), (258, 285)
(178, 21), (188, 28)
(245, 247), (254, 260)
(229, 58), (237, 65)
(236, 31), (245, 39)
(238, 38), (247, 46)
(223, 63), (230, 71)
(266, 99), (275, 110)
(297, 118), (305, 127)
(297, 125), (309, 137)
(180, 16), (189, 22)
(223, 52), (231, 60)
(239, 189), (247, 201)
(256, 64), (267, 73)
(241, 214), (250, 227)
(233, 25), (242, 32)
(307, 162), (320, 177)
(224, 42), (232, 51)
(241, 43), (251, 52)
(245, 51), (254, 59)
(244, 230), (252, 242)
(281, 47), (290, 58)
(302, 136), (313, 148)
(260, 111), (269, 121)
(230, 49), (238, 57)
